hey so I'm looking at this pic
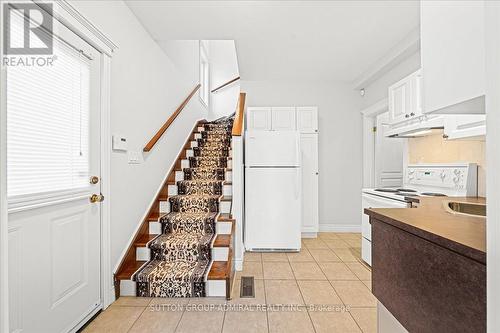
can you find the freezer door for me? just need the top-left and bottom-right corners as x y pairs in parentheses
(245, 167), (301, 250)
(245, 131), (300, 167)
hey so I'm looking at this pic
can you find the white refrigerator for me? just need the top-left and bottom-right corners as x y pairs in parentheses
(244, 131), (302, 251)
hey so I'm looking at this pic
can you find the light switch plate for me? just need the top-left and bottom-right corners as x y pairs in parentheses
(127, 151), (143, 164)
(112, 135), (128, 151)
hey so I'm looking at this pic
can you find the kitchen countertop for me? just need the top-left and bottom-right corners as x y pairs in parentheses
(365, 196), (486, 264)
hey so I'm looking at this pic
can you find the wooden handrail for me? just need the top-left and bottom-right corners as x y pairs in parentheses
(211, 76), (240, 93)
(232, 92), (246, 136)
(143, 84), (201, 152)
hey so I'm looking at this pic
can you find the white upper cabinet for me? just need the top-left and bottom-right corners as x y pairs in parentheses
(247, 107), (272, 130)
(421, 0), (485, 114)
(388, 70), (422, 124)
(388, 76), (412, 124)
(271, 107), (296, 131)
(247, 106), (318, 133)
(296, 107), (318, 133)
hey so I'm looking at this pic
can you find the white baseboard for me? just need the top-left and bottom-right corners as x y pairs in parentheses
(301, 232), (318, 238)
(319, 224), (361, 233)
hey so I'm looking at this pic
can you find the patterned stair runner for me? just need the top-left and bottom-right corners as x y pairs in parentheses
(135, 118), (233, 297)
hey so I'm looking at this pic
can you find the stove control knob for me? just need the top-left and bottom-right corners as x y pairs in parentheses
(453, 176), (460, 184)
(440, 171), (446, 180)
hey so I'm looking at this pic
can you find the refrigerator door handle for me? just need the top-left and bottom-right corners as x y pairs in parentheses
(295, 133), (300, 166)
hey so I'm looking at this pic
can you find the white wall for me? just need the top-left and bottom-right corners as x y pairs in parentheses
(360, 51), (421, 108)
(241, 80), (362, 231)
(71, 1), (208, 270)
(157, 40), (200, 88)
(209, 40), (240, 120)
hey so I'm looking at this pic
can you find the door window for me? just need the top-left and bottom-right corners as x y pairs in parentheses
(7, 13), (92, 199)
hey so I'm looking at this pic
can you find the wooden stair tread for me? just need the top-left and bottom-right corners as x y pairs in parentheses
(148, 213), (161, 221)
(224, 181), (232, 185)
(207, 261), (229, 280)
(135, 234), (158, 247)
(217, 213), (234, 222)
(214, 234), (231, 247)
(208, 249), (232, 280)
(158, 194), (168, 201)
(116, 261), (146, 280)
(221, 196), (232, 201)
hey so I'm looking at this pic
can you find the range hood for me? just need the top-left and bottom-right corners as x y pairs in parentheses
(385, 115), (445, 138)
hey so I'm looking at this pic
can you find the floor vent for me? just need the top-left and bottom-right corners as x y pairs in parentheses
(240, 276), (255, 298)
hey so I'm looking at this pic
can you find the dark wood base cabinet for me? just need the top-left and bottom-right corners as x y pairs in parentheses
(371, 218), (486, 333)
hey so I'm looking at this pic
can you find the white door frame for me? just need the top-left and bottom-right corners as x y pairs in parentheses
(0, 1), (117, 331)
(485, 2), (500, 331)
(360, 98), (389, 188)
(1, 3), (9, 330)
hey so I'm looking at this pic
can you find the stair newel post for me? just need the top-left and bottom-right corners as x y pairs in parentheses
(231, 93), (246, 272)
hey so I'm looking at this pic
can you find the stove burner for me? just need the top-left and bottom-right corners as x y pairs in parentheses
(374, 188), (399, 193)
(397, 188), (417, 193)
(421, 192), (447, 197)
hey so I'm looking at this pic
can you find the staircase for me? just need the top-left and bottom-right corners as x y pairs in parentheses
(115, 119), (235, 299)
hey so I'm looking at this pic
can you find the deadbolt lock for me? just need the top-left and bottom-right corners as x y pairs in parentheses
(90, 176), (99, 184)
(90, 194), (104, 203)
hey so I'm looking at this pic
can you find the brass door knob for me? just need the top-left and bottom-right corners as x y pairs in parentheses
(90, 176), (99, 184)
(90, 194), (104, 203)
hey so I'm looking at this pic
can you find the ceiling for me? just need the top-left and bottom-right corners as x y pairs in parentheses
(125, 0), (420, 82)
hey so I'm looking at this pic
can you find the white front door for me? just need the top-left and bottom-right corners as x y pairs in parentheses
(6, 13), (102, 333)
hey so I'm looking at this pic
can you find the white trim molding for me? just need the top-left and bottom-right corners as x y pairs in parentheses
(360, 98), (389, 117)
(50, 1), (118, 56)
(353, 27), (420, 90)
(319, 223), (361, 233)
(485, 2), (500, 331)
(100, 55), (113, 309)
(0, 3), (9, 330)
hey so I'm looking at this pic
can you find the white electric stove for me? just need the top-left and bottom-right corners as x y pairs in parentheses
(361, 163), (478, 266)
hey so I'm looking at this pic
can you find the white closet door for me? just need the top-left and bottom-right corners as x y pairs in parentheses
(271, 107), (296, 131)
(297, 107), (318, 133)
(247, 107), (271, 130)
(300, 134), (319, 234)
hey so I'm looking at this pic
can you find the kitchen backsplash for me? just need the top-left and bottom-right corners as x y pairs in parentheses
(408, 133), (486, 197)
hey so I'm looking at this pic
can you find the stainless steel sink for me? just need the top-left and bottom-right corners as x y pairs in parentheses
(445, 201), (486, 217)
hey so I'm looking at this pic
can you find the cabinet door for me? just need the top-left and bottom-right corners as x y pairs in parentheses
(444, 115), (486, 140)
(271, 107), (296, 131)
(421, 0), (485, 113)
(388, 77), (411, 124)
(411, 70), (423, 118)
(296, 107), (318, 133)
(300, 134), (319, 233)
(247, 107), (271, 130)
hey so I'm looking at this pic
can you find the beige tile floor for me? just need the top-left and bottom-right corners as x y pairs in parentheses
(82, 233), (377, 333)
